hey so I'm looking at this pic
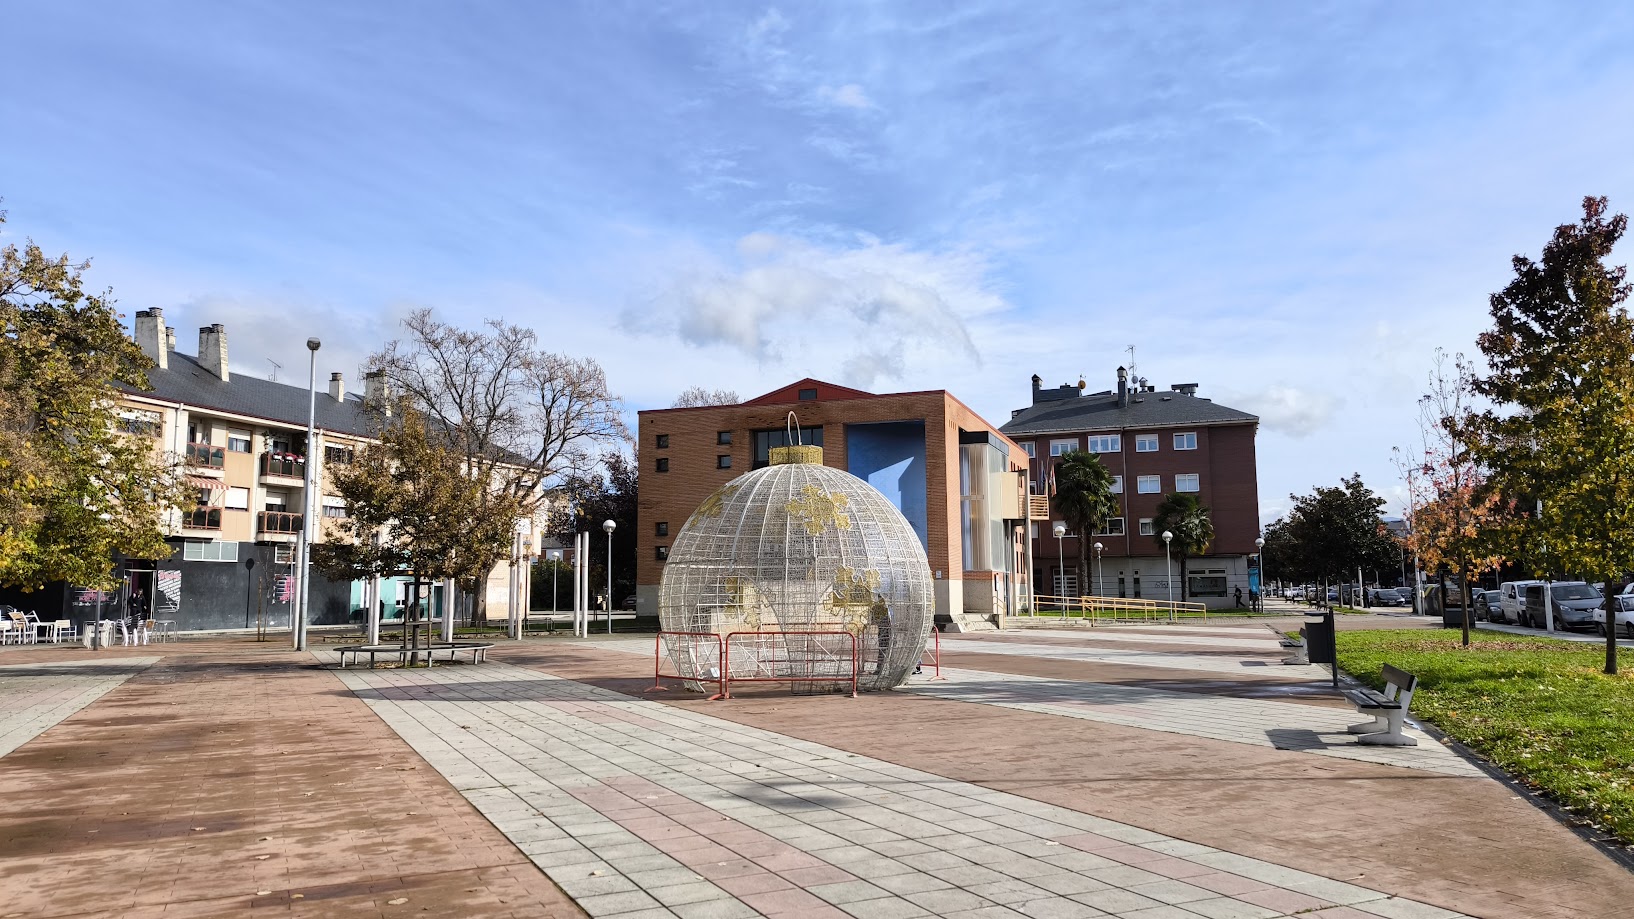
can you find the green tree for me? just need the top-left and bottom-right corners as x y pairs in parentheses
(1279, 475), (1396, 605)
(1051, 450), (1119, 596)
(546, 452), (638, 607)
(1151, 493), (1215, 602)
(1470, 196), (1634, 675)
(0, 208), (188, 590)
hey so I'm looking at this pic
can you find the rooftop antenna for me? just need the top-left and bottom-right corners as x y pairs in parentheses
(266, 358), (282, 382)
(1125, 345), (1137, 381)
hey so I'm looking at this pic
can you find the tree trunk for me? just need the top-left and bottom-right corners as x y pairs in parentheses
(1606, 577), (1620, 676)
(1179, 556), (1189, 602)
(1460, 563), (1471, 648)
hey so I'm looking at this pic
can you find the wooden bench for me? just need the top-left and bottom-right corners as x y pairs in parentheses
(1343, 663), (1419, 746)
(335, 642), (495, 668)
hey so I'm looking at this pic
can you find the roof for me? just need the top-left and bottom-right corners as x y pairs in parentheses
(741, 378), (875, 406)
(1000, 390), (1258, 437)
(119, 352), (377, 438)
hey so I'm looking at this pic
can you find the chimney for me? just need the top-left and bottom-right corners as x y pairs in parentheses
(329, 372), (345, 402)
(198, 324), (229, 381)
(364, 370), (392, 416)
(1117, 366), (1128, 408)
(1170, 382), (1199, 397)
(165, 326), (176, 351)
(134, 308), (167, 370)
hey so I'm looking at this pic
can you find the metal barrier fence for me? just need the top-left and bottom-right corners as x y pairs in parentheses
(1024, 594), (1209, 623)
(722, 630), (857, 698)
(648, 631), (726, 699)
(919, 627), (947, 681)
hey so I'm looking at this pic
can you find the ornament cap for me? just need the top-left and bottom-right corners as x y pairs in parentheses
(770, 444), (823, 465)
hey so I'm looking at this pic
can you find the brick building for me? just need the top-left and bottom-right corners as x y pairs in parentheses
(636, 379), (1029, 629)
(1000, 368), (1261, 609)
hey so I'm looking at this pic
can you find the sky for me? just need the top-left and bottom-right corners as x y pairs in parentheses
(5, 1), (1634, 524)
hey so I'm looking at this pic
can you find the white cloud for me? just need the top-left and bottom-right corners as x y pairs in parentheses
(161, 294), (407, 393)
(1219, 384), (1341, 437)
(816, 83), (872, 109)
(623, 232), (1009, 390)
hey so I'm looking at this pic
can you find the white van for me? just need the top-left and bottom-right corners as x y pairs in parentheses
(1497, 580), (1545, 625)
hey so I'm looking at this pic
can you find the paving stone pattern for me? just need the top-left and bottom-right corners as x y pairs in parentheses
(0, 656), (157, 757)
(326, 655), (1470, 919)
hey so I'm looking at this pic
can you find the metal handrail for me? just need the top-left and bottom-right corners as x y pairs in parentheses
(182, 507), (221, 530)
(185, 442), (225, 468)
(257, 510), (303, 534)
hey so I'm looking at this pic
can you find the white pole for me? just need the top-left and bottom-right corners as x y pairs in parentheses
(367, 571), (382, 645)
(575, 532), (586, 637)
(295, 337), (320, 651)
(580, 532), (590, 637)
(1162, 530), (1174, 620)
(507, 531), (519, 640)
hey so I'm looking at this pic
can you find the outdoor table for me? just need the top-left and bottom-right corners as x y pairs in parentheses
(153, 620), (176, 642)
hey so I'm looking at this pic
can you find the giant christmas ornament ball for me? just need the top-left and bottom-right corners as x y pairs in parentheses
(658, 444), (934, 691)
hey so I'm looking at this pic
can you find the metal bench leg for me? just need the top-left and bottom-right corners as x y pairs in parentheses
(1358, 708), (1417, 746)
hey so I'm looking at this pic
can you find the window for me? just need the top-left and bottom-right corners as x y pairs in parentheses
(656, 457), (669, 473)
(655, 546), (669, 561)
(1110, 475), (1123, 494)
(655, 434), (669, 449)
(752, 426), (824, 468)
(1021, 441), (1035, 458)
(324, 444), (354, 465)
(1135, 435), (1159, 453)
(1137, 475), (1160, 494)
(224, 487), (249, 511)
(1049, 438), (1077, 457)
(274, 545), (294, 564)
(118, 409), (162, 437)
(227, 430), (252, 453)
(1051, 520), (1072, 537)
(717, 431), (732, 445)
(1176, 474), (1200, 492)
(1188, 569), (1228, 597)
(322, 496), (347, 518)
(1029, 522), (1038, 538)
(1087, 434), (1121, 454)
(655, 522), (668, 537)
(1174, 432), (1197, 450)
(183, 541), (239, 562)
(263, 489), (288, 511)
(1139, 518), (1154, 536)
(717, 455), (732, 469)
(1096, 517), (1126, 537)
(798, 388), (818, 401)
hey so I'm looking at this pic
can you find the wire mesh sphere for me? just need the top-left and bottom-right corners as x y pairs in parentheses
(659, 445), (934, 692)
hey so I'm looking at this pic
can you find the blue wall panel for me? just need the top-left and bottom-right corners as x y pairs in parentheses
(845, 422), (928, 551)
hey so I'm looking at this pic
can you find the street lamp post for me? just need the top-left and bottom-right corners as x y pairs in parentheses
(547, 548), (562, 634)
(1161, 530), (1174, 620)
(1052, 522), (1067, 614)
(1092, 541), (1103, 601)
(603, 519), (616, 634)
(1254, 536), (1266, 612)
(294, 337), (320, 652)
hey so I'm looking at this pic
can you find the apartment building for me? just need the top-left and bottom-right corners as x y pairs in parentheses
(1000, 367), (1261, 608)
(636, 379), (1030, 629)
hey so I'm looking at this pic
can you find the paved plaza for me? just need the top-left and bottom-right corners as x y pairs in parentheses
(1, 620), (1630, 918)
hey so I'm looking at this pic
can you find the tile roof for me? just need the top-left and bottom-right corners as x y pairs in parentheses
(119, 352), (377, 438)
(1000, 389), (1258, 436)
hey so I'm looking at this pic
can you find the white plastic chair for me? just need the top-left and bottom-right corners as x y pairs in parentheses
(51, 620), (75, 643)
(0, 619), (15, 645)
(25, 612), (51, 642)
(6, 611), (33, 644)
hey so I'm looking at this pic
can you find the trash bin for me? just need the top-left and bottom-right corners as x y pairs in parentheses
(1304, 609), (1336, 665)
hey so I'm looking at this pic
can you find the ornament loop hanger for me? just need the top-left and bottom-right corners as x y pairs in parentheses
(786, 411), (804, 446)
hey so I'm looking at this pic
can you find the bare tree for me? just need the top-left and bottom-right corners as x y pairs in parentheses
(672, 386), (740, 408)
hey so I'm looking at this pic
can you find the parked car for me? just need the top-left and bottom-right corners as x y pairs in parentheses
(1472, 589), (1501, 622)
(1370, 588), (1405, 607)
(1498, 580), (1545, 625)
(1522, 581), (1604, 631)
(619, 595), (637, 611)
(1593, 595), (1634, 639)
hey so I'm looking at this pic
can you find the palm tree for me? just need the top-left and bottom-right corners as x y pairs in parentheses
(1152, 493), (1214, 601)
(1052, 450), (1119, 598)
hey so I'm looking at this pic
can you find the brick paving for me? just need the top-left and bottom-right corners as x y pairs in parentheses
(0, 656), (157, 757)
(325, 655), (1475, 919)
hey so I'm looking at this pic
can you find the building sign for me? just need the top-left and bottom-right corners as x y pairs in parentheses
(275, 575), (296, 603)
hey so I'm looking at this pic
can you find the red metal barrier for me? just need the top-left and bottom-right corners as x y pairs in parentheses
(648, 631), (726, 700)
(919, 626), (948, 681)
(721, 630), (857, 699)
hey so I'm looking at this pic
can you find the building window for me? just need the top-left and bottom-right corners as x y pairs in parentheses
(656, 434), (669, 449)
(1049, 438), (1077, 457)
(1087, 434), (1121, 454)
(1029, 522), (1038, 538)
(1176, 474), (1200, 492)
(263, 489), (288, 512)
(1188, 569), (1228, 597)
(183, 541), (239, 562)
(1051, 520), (1074, 537)
(1110, 475), (1123, 494)
(717, 431), (732, 445)
(1137, 475), (1160, 494)
(798, 388), (818, 401)
(655, 522), (668, 537)
(1021, 441), (1035, 458)
(656, 457), (669, 473)
(1135, 435), (1159, 453)
(224, 486), (250, 511)
(322, 496), (347, 518)
(655, 545), (669, 561)
(324, 444), (354, 465)
(1096, 517), (1126, 537)
(717, 455), (732, 469)
(118, 409), (162, 437)
(227, 430), (252, 453)
(274, 545), (294, 564)
(752, 426), (824, 468)
(1139, 518), (1154, 536)
(1174, 432), (1197, 451)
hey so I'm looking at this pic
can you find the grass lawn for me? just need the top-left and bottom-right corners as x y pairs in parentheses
(1336, 628), (1634, 844)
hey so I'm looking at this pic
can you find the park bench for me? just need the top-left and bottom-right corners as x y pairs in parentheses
(335, 642), (495, 668)
(1343, 663), (1419, 746)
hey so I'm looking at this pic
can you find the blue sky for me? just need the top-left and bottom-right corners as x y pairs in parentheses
(6, 1), (1634, 521)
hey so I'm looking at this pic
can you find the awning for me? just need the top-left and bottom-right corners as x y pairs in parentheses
(187, 475), (228, 490)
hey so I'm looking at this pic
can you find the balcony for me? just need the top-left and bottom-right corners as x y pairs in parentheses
(259, 451), (306, 487)
(257, 510), (304, 543)
(186, 442), (226, 476)
(181, 506), (221, 534)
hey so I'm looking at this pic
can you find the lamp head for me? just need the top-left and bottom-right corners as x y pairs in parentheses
(602, 519), (617, 534)
(1052, 522), (1066, 538)
(1092, 541), (1103, 552)
(1255, 537), (1265, 548)
(306, 338), (321, 352)
(1161, 530), (1173, 543)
